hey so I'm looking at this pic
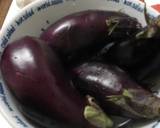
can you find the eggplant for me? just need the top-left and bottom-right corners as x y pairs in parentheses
(138, 70), (160, 96)
(91, 8), (160, 70)
(40, 10), (142, 65)
(136, 16), (160, 38)
(134, 52), (160, 81)
(96, 38), (160, 69)
(72, 62), (160, 119)
(127, 16), (160, 88)
(132, 52), (160, 94)
(0, 36), (113, 128)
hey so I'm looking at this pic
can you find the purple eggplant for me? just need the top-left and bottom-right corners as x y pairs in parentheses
(137, 16), (160, 38)
(96, 38), (160, 69)
(91, 7), (160, 70)
(131, 52), (160, 94)
(72, 62), (160, 119)
(40, 10), (141, 65)
(134, 52), (160, 80)
(0, 36), (113, 128)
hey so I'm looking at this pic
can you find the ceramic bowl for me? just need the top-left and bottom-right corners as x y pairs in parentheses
(0, 0), (160, 128)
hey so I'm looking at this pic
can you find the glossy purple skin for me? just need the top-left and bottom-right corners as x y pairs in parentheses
(72, 62), (142, 96)
(0, 36), (88, 126)
(100, 38), (160, 70)
(40, 10), (141, 55)
(72, 62), (160, 119)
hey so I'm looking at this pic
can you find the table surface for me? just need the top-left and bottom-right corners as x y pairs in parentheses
(0, 0), (12, 28)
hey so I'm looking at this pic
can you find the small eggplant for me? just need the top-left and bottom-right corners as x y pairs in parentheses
(40, 10), (141, 65)
(72, 62), (160, 119)
(0, 36), (113, 128)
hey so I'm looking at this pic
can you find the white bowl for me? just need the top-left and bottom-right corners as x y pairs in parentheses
(0, 0), (160, 128)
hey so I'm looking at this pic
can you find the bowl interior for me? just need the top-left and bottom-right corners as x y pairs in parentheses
(0, 0), (160, 128)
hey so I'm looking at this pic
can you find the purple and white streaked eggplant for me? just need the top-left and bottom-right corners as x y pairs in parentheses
(72, 62), (160, 119)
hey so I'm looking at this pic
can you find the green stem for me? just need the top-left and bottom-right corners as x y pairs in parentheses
(136, 0), (160, 38)
(84, 96), (113, 128)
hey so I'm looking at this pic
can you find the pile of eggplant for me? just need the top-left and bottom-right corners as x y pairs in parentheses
(1, 9), (160, 128)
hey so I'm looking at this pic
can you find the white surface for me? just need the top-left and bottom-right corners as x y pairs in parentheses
(0, 113), (12, 128)
(16, 0), (37, 8)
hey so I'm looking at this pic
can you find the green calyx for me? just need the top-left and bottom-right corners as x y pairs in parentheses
(136, 0), (160, 38)
(105, 89), (147, 118)
(122, 89), (133, 98)
(84, 106), (113, 128)
(106, 89), (133, 102)
(106, 18), (120, 36)
(143, 0), (152, 25)
(84, 96), (113, 128)
(106, 89), (160, 119)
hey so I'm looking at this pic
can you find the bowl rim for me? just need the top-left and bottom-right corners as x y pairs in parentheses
(1, 0), (160, 35)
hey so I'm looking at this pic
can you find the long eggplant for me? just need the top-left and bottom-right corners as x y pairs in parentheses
(91, 8), (160, 70)
(132, 52), (160, 94)
(96, 38), (160, 69)
(40, 10), (141, 65)
(72, 62), (160, 119)
(0, 36), (113, 128)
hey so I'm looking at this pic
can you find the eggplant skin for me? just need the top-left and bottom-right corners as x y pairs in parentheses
(94, 38), (160, 70)
(72, 62), (160, 119)
(0, 36), (89, 126)
(40, 10), (141, 64)
(131, 52), (160, 92)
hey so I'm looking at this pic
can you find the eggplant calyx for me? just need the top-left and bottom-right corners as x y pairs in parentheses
(143, 0), (152, 25)
(106, 18), (120, 36)
(106, 89), (133, 101)
(155, 17), (160, 27)
(106, 89), (160, 119)
(136, 27), (155, 38)
(136, 0), (160, 38)
(126, 89), (160, 118)
(106, 92), (147, 118)
(122, 89), (133, 98)
(84, 96), (113, 128)
(136, 14), (160, 38)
